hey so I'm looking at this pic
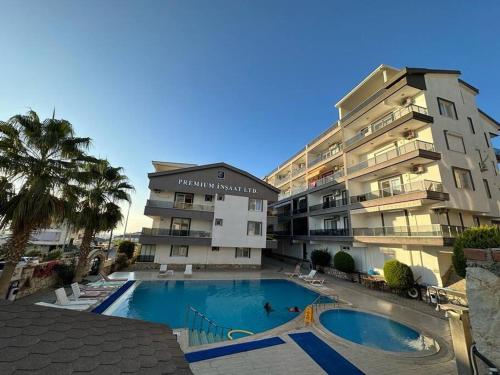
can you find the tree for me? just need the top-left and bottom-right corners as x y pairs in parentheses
(0, 110), (90, 298)
(310, 249), (331, 271)
(118, 240), (135, 259)
(72, 160), (133, 282)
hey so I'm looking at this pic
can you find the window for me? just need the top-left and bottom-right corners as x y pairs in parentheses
(211, 246), (220, 251)
(215, 218), (223, 226)
(484, 132), (490, 148)
(483, 179), (492, 198)
(452, 167), (475, 190)
(205, 194), (214, 202)
(467, 117), (475, 134)
(170, 217), (191, 235)
(437, 98), (458, 120)
(217, 171), (225, 179)
(248, 198), (263, 211)
(174, 192), (194, 209)
(378, 176), (403, 197)
(444, 131), (466, 153)
(217, 194), (225, 201)
(170, 245), (188, 257)
(235, 247), (251, 258)
(473, 216), (481, 227)
(137, 245), (156, 262)
(247, 221), (262, 236)
(324, 218), (337, 230)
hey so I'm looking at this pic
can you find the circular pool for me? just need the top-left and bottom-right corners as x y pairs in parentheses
(319, 309), (438, 353)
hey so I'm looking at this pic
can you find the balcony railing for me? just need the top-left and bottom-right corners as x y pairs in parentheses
(310, 198), (348, 212)
(350, 180), (443, 203)
(344, 104), (428, 147)
(310, 228), (350, 236)
(292, 185), (308, 195)
(147, 200), (214, 212)
(141, 228), (212, 238)
(278, 191), (292, 200)
(271, 230), (291, 236)
(276, 174), (292, 186)
(308, 144), (343, 168)
(347, 140), (435, 175)
(352, 225), (466, 238)
(309, 170), (345, 189)
(293, 206), (308, 215)
(292, 166), (306, 177)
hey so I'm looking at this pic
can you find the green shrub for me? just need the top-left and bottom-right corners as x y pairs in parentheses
(383, 260), (414, 291)
(25, 249), (43, 257)
(54, 261), (75, 285)
(453, 226), (500, 278)
(118, 240), (136, 259)
(310, 249), (331, 269)
(333, 251), (355, 273)
(44, 250), (62, 261)
(115, 253), (129, 270)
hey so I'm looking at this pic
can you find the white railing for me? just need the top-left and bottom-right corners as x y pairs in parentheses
(350, 180), (443, 203)
(308, 144), (343, 168)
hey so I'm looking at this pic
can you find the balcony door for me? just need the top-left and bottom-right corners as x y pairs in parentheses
(378, 176), (402, 197)
(174, 192), (194, 209)
(324, 218), (337, 230)
(170, 217), (191, 236)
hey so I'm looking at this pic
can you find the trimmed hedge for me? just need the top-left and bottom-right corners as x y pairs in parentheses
(453, 226), (500, 278)
(333, 251), (355, 273)
(383, 260), (414, 291)
(311, 249), (331, 269)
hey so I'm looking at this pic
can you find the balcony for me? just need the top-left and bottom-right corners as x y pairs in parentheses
(292, 166), (306, 177)
(139, 227), (212, 246)
(346, 140), (439, 178)
(310, 228), (350, 236)
(270, 230), (291, 236)
(308, 145), (343, 168)
(292, 206), (308, 215)
(309, 198), (348, 214)
(350, 180), (449, 209)
(309, 170), (345, 189)
(353, 225), (466, 246)
(344, 105), (429, 149)
(276, 174), (292, 186)
(278, 191), (292, 200)
(291, 185), (308, 196)
(144, 200), (214, 220)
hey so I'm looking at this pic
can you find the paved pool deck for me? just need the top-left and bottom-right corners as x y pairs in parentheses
(107, 260), (458, 375)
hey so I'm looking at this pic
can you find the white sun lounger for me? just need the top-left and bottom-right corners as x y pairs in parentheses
(158, 264), (174, 277)
(35, 302), (90, 311)
(304, 278), (325, 286)
(285, 264), (301, 278)
(184, 264), (193, 276)
(70, 283), (110, 300)
(55, 288), (98, 306)
(99, 272), (128, 282)
(298, 270), (317, 280)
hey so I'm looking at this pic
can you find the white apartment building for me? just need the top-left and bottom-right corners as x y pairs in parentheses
(138, 162), (279, 268)
(265, 65), (500, 287)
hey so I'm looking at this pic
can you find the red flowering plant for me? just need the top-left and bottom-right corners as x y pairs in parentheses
(32, 261), (59, 278)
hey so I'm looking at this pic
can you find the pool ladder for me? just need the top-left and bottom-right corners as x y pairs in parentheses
(310, 294), (339, 314)
(184, 305), (232, 347)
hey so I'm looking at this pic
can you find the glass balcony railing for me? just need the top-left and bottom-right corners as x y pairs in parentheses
(278, 191), (292, 200)
(293, 206), (308, 215)
(310, 228), (350, 236)
(141, 228), (212, 238)
(344, 104), (428, 148)
(309, 170), (345, 189)
(346, 140), (435, 175)
(292, 166), (306, 177)
(292, 185), (308, 195)
(350, 180), (443, 203)
(147, 200), (214, 212)
(352, 225), (466, 238)
(276, 174), (292, 186)
(308, 144), (343, 168)
(310, 198), (348, 212)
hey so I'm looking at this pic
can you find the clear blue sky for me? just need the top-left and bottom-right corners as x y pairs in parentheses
(1, 0), (499, 232)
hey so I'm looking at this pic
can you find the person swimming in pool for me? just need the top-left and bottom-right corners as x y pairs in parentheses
(264, 302), (273, 314)
(288, 306), (301, 313)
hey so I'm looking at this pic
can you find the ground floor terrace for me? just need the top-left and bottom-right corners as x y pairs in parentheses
(8, 257), (459, 375)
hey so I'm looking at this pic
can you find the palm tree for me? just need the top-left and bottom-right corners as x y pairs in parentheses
(72, 160), (133, 282)
(0, 110), (91, 298)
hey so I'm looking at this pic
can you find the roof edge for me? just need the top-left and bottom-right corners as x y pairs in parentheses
(458, 79), (479, 94)
(478, 109), (500, 128)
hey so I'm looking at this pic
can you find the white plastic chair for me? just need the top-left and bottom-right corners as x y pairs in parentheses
(184, 264), (193, 276)
(158, 264), (174, 277)
(36, 302), (90, 311)
(299, 270), (316, 280)
(70, 283), (109, 300)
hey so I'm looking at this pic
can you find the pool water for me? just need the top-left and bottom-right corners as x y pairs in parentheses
(320, 309), (436, 353)
(109, 279), (319, 334)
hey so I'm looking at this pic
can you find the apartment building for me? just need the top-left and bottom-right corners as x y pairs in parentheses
(138, 162), (279, 267)
(265, 65), (500, 286)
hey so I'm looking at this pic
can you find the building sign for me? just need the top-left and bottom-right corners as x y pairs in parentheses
(177, 179), (258, 194)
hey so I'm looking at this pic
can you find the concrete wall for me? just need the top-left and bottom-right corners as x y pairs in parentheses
(154, 245), (261, 266)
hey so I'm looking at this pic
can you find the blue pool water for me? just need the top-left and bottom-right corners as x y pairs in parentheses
(109, 279), (319, 334)
(320, 309), (432, 352)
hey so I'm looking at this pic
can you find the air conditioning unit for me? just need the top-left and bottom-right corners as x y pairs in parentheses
(403, 130), (416, 140)
(411, 165), (425, 174)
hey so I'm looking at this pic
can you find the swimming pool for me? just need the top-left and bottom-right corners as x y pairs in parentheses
(319, 309), (437, 353)
(107, 279), (320, 334)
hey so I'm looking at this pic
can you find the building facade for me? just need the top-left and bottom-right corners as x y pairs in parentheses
(265, 65), (500, 286)
(138, 162), (279, 268)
